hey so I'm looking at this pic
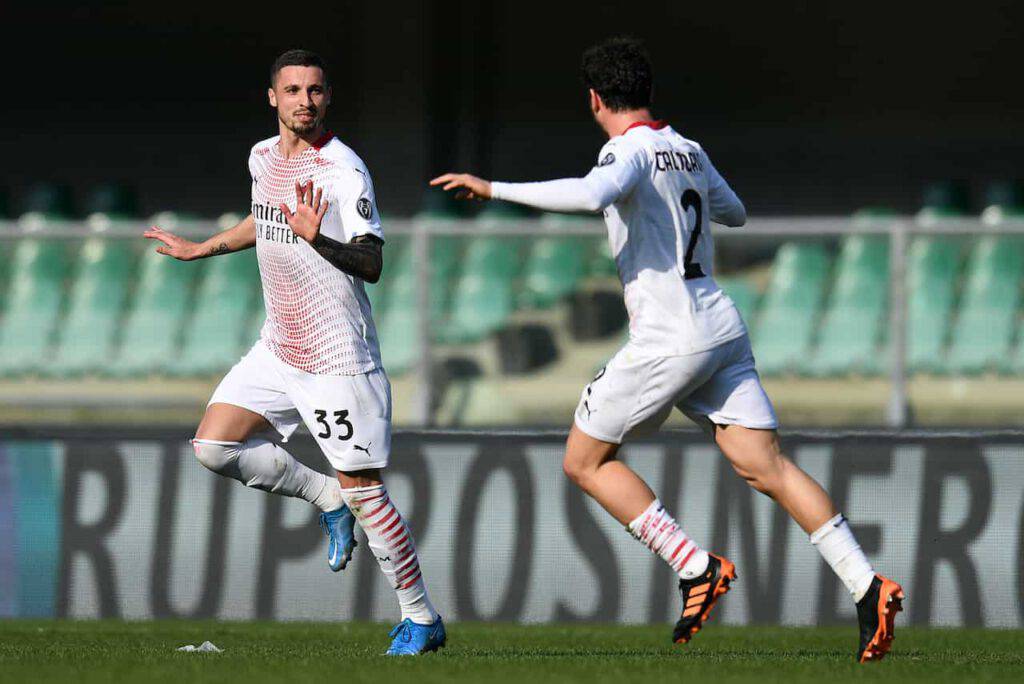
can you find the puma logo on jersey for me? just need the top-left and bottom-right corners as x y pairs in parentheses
(353, 442), (372, 457)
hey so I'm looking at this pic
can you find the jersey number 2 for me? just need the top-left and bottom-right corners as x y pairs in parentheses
(681, 189), (706, 280)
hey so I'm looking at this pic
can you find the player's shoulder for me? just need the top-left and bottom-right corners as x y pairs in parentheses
(672, 129), (706, 155)
(597, 129), (648, 168)
(249, 135), (280, 159)
(317, 137), (374, 191)
(317, 137), (371, 175)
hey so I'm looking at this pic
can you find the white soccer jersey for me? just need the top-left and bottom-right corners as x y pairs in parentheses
(248, 132), (384, 375)
(492, 121), (747, 356)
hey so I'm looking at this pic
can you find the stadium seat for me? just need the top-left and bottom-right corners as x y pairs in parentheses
(437, 203), (529, 344)
(20, 183), (75, 219)
(84, 183), (139, 218)
(907, 186), (970, 374)
(810, 212), (892, 376)
(518, 214), (590, 309)
(716, 276), (759, 328)
(109, 215), (200, 376)
(0, 231), (70, 376)
(172, 250), (261, 376)
(588, 237), (618, 277)
(50, 227), (135, 376)
(751, 242), (831, 375)
(946, 236), (1023, 374)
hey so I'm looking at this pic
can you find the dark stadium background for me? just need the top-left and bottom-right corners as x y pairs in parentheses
(1, 1), (1021, 217)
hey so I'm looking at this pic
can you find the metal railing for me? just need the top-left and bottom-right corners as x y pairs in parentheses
(3, 215), (1023, 427)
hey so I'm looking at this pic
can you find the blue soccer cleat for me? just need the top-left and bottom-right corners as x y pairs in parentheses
(385, 617), (447, 656)
(319, 506), (357, 572)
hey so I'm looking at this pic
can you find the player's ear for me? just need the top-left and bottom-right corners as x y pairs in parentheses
(268, 87), (278, 108)
(589, 89), (601, 115)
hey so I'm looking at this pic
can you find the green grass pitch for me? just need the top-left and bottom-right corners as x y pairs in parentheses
(1, 620), (1021, 683)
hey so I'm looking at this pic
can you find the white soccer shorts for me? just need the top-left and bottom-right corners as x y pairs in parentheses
(209, 340), (391, 471)
(574, 333), (778, 444)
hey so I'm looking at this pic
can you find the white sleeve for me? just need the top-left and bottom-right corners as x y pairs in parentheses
(704, 151), (746, 227)
(491, 142), (646, 213)
(323, 167), (385, 243)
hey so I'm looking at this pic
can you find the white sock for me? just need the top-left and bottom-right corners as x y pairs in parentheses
(628, 499), (709, 580)
(810, 513), (875, 602)
(192, 438), (344, 512)
(341, 484), (439, 624)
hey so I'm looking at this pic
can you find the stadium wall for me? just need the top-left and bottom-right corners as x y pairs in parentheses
(0, 428), (1021, 627)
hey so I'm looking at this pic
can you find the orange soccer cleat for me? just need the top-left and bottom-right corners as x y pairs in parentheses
(856, 574), (905, 663)
(672, 553), (736, 644)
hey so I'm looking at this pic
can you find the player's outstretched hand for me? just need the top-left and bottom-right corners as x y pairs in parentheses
(429, 173), (492, 201)
(281, 181), (329, 243)
(144, 226), (200, 261)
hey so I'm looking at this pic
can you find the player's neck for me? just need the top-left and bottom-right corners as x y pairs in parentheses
(603, 108), (657, 138)
(277, 125), (327, 159)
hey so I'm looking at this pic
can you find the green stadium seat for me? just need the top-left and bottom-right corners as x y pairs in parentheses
(810, 232), (890, 376)
(377, 237), (419, 375)
(172, 250), (260, 376)
(49, 232), (135, 376)
(906, 187), (971, 374)
(589, 237), (618, 277)
(716, 276), (759, 328)
(21, 183), (75, 219)
(946, 236), (1023, 374)
(0, 233), (70, 376)
(906, 237), (961, 373)
(110, 220), (199, 376)
(442, 236), (522, 343)
(751, 242), (831, 375)
(519, 216), (589, 308)
(84, 183), (139, 218)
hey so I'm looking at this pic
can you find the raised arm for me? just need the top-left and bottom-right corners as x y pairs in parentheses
(430, 142), (646, 214)
(280, 180), (383, 283)
(144, 214), (256, 261)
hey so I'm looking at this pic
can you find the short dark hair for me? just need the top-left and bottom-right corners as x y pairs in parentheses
(270, 49), (329, 86)
(581, 37), (653, 111)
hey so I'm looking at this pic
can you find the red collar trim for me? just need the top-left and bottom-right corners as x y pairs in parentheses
(312, 130), (334, 149)
(623, 120), (668, 134)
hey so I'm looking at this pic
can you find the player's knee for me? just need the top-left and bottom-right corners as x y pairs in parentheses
(192, 439), (241, 474)
(734, 451), (788, 496)
(562, 454), (592, 489)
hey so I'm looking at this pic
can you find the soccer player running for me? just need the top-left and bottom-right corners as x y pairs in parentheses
(145, 49), (445, 655)
(432, 37), (902, 662)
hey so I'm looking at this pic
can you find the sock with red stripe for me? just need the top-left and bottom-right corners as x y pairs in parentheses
(341, 484), (439, 625)
(628, 498), (710, 580)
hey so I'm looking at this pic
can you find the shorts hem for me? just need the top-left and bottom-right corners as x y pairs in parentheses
(573, 417), (623, 446)
(323, 459), (390, 472)
(704, 415), (779, 430)
(205, 397), (299, 441)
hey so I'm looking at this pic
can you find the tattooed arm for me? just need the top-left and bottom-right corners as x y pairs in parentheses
(144, 214), (256, 261)
(310, 233), (384, 283)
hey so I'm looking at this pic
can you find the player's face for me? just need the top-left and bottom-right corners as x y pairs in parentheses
(269, 66), (331, 135)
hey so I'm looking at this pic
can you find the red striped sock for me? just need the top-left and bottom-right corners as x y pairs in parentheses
(342, 484), (438, 624)
(628, 499), (709, 579)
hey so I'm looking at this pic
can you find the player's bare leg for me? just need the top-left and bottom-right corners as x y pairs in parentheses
(713, 424), (904, 662)
(192, 402), (355, 570)
(562, 425), (655, 524)
(712, 425), (835, 533)
(337, 468), (445, 655)
(562, 424), (733, 643)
